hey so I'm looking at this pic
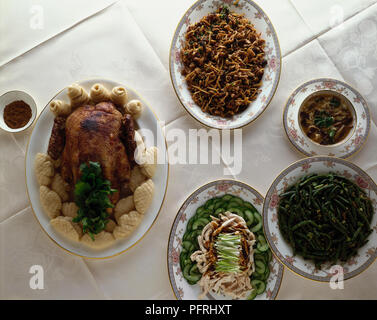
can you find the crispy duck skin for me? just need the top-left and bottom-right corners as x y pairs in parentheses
(60, 102), (131, 204)
(121, 114), (137, 166)
(47, 116), (66, 160)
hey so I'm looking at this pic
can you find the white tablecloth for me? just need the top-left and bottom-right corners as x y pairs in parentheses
(1, 0), (377, 299)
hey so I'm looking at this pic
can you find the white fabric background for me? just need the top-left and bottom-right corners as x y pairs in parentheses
(0, 0), (377, 299)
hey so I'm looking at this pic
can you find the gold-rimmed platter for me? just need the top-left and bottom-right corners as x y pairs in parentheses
(25, 79), (169, 259)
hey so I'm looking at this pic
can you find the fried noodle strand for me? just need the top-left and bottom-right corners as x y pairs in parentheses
(180, 7), (266, 117)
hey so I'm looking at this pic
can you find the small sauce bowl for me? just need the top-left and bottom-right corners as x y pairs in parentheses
(0, 90), (37, 133)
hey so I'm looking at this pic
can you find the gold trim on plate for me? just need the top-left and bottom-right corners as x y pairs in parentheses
(24, 78), (170, 260)
(168, 0), (282, 130)
(167, 178), (284, 300)
(282, 78), (371, 160)
(262, 155), (377, 282)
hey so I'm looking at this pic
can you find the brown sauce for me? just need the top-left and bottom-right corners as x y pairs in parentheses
(299, 91), (354, 145)
(3, 100), (32, 129)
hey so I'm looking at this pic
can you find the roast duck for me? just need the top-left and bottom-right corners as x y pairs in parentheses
(47, 101), (137, 204)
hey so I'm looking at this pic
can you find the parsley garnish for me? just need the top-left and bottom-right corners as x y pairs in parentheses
(314, 111), (334, 128)
(72, 162), (117, 240)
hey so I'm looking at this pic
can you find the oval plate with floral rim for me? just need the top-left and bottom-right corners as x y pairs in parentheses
(283, 78), (371, 159)
(25, 79), (169, 259)
(263, 156), (377, 281)
(170, 0), (281, 130)
(168, 180), (284, 300)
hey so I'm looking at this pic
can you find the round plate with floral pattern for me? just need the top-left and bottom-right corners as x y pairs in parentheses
(170, 0), (281, 130)
(263, 156), (377, 282)
(283, 78), (370, 159)
(168, 179), (284, 300)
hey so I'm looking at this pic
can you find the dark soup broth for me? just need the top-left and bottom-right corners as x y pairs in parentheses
(299, 91), (355, 145)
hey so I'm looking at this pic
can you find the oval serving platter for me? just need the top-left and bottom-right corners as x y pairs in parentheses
(170, 0), (281, 130)
(263, 156), (377, 281)
(25, 79), (169, 259)
(168, 179), (284, 300)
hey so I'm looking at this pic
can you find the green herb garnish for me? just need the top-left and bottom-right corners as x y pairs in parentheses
(314, 111), (334, 128)
(215, 233), (242, 273)
(329, 97), (340, 108)
(219, 5), (230, 19)
(329, 128), (336, 142)
(72, 161), (117, 240)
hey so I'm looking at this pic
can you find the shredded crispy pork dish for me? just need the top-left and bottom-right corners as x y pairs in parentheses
(180, 6), (266, 117)
(191, 212), (256, 299)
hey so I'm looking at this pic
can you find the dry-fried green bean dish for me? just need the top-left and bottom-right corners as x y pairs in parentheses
(278, 173), (374, 269)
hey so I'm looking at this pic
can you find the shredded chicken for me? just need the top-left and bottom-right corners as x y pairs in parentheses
(181, 6), (266, 117)
(191, 212), (256, 299)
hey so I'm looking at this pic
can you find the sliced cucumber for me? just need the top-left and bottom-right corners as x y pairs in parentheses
(215, 207), (226, 215)
(182, 241), (194, 252)
(256, 235), (269, 252)
(247, 289), (258, 300)
(251, 212), (262, 233)
(186, 216), (195, 232)
(222, 194), (233, 201)
(257, 242), (269, 252)
(230, 196), (244, 206)
(243, 201), (256, 211)
(182, 232), (190, 242)
(192, 217), (210, 230)
(187, 230), (201, 242)
(251, 272), (264, 281)
(254, 247), (262, 254)
(255, 260), (266, 274)
(262, 267), (270, 281)
(212, 198), (221, 205)
(227, 207), (244, 219)
(258, 235), (266, 243)
(261, 251), (270, 263)
(267, 250), (273, 262)
(244, 209), (254, 226)
(205, 199), (214, 209)
(254, 253), (267, 264)
(196, 206), (206, 215)
(196, 209), (211, 218)
(214, 200), (225, 210)
(183, 264), (201, 283)
(251, 280), (266, 294)
(180, 252), (192, 268)
(190, 263), (199, 275)
(227, 201), (240, 209)
(179, 251), (188, 267)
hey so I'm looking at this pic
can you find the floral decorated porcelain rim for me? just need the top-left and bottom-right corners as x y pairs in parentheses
(263, 156), (377, 282)
(169, 0), (281, 130)
(167, 179), (284, 300)
(283, 78), (371, 159)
